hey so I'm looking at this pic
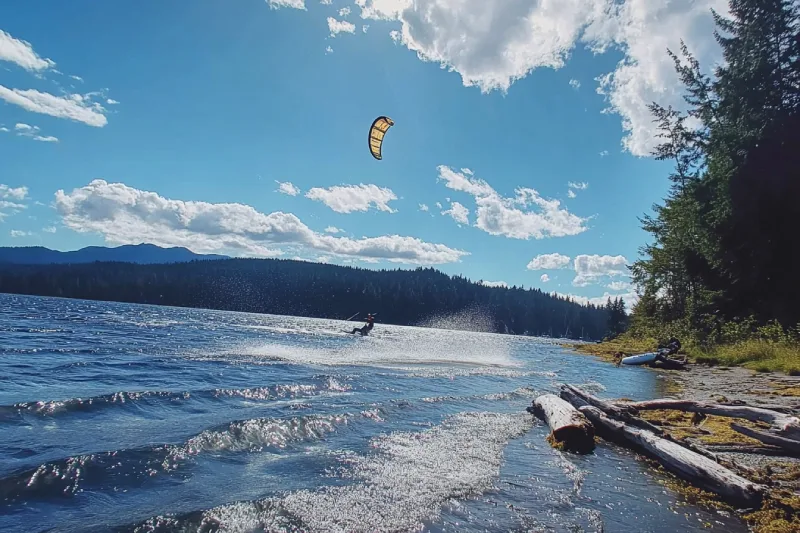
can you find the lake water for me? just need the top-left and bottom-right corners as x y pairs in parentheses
(0, 294), (746, 532)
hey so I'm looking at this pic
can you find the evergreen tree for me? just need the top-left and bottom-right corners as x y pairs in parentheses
(632, 0), (800, 340)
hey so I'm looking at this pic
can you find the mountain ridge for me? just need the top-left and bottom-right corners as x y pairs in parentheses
(0, 244), (228, 265)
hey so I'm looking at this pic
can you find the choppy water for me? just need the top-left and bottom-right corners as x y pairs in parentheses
(0, 294), (746, 532)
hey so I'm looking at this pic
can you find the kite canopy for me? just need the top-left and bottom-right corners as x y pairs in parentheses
(368, 116), (394, 160)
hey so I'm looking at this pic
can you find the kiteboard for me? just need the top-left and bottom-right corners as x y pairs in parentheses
(620, 352), (659, 366)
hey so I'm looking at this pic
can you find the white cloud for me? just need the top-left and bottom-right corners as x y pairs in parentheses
(363, 25), (370, 33)
(55, 180), (468, 265)
(438, 166), (587, 240)
(527, 253), (571, 270)
(567, 190), (576, 199)
(13, 123), (58, 142)
(435, 201), (443, 209)
(573, 254), (628, 287)
(325, 46), (334, 54)
(9, 229), (31, 237)
(0, 29), (54, 71)
(324, 226), (342, 234)
(569, 79), (581, 90)
(275, 180), (301, 196)
(589, 0), (727, 156)
(0, 184), (28, 200)
(607, 280), (632, 291)
(540, 274), (550, 283)
(480, 280), (508, 288)
(0, 86), (108, 127)
(568, 181), (588, 190)
(43, 226), (57, 233)
(320, 0), (332, 4)
(553, 290), (639, 309)
(356, 0), (726, 156)
(328, 17), (357, 36)
(267, 0), (306, 9)
(305, 183), (398, 213)
(70, 75), (83, 82)
(339, 7), (351, 16)
(418, 203), (429, 212)
(0, 126), (8, 132)
(599, 150), (609, 157)
(441, 201), (469, 225)
(107, 98), (120, 105)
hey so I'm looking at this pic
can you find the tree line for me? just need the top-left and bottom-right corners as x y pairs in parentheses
(0, 259), (618, 340)
(630, 0), (800, 343)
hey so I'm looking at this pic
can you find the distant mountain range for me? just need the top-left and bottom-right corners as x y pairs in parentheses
(0, 244), (228, 265)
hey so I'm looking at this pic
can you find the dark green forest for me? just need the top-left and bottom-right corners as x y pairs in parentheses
(629, 0), (800, 344)
(0, 259), (616, 339)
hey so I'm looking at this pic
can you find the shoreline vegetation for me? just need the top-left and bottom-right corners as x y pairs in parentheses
(571, 333), (800, 376)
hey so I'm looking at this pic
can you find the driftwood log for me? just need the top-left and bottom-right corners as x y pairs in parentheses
(560, 385), (664, 435)
(579, 406), (765, 508)
(531, 394), (595, 453)
(613, 399), (800, 440)
(730, 423), (800, 455)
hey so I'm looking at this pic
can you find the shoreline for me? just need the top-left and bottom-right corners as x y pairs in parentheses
(563, 342), (800, 531)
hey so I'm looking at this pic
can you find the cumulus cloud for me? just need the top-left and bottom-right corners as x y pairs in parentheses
(568, 181), (588, 190)
(480, 280), (508, 288)
(0, 29), (55, 71)
(325, 46), (334, 54)
(438, 166), (587, 240)
(527, 253), (571, 270)
(305, 183), (398, 213)
(328, 17), (356, 36)
(607, 280), (632, 291)
(324, 226), (342, 234)
(107, 98), (120, 105)
(418, 203), (429, 212)
(569, 79), (581, 90)
(356, 0), (726, 156)
(552, 290), (639, 308)
(0, 126), (8, 132)
(267, 0), (306, 9)
(54, 180), (466, 265)
(441, 201), (469, 225)
(0, 184), (28, 201)
(275, 180), (301, 196)
(540, 274), (550, 283)
(0, 87), (108, 127)
(567, 190), (576, 199)
(572, 254), (628, 287)
(14, 123), (58, 142)
(339, 7), (351, 16)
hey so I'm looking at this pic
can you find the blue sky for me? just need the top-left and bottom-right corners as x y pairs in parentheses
(0, 0), (728, 306)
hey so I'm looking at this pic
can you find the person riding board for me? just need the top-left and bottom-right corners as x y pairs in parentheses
(349, 314), (375, 336)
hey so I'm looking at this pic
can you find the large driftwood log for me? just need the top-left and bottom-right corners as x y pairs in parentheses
(532, 394), (595, 453)
(730, 423), (800, 455)
(560, 385), (664, 435)
(615, 399), (800, 439)
(579, 406), (765, 508)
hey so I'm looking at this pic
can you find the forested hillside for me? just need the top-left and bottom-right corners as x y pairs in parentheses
(630, 0), (800, 345)
(0, 259), (613, 339)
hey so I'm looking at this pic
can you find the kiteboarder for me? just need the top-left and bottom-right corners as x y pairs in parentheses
(349, 314), (375, 336)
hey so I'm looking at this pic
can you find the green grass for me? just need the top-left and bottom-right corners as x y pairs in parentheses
(692, 339), (800, 375)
